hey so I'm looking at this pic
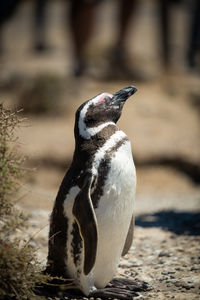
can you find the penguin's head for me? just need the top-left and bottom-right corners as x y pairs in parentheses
(75, 86), (137, 139)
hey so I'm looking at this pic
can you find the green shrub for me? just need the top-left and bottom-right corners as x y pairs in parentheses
(0, 105), (47, 299)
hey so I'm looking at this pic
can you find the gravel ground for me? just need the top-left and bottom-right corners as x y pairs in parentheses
(24, 209), (200, 300)
(1, 1), (200, 298)
(120, 227), (200, 299)
(23, 183), (200, 300)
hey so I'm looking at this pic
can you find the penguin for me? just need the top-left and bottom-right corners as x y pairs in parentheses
(46, 86), (147, 299)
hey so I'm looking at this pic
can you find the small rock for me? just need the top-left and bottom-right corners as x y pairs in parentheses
(174, 281), (182, 287)
(187, 280), (194, 284)
(172, 256), (178, 261)
(119, 261), (133, 268)
(155, 249), (162, 254)
(130, 260), (143, 267)
(177, 248), (184, 252)
(182, 284), (191, 290)
(168, 270), (176, 274)
(175, 267), (181, 271)
(158, 251), (172, 257)
(164, 262), (172, 266)
(130, 246), (136, 251)
(161, 271), (168, 275)
(158, 259), (164, 264)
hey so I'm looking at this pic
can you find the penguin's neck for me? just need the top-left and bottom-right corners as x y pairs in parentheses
(74, 123), (119, 162)
(79, 120), (115, 140)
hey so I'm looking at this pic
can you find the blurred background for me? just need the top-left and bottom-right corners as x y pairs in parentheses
(0, 0), (200, 268)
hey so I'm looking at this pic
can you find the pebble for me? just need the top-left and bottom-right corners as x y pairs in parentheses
(168, 270), (176, 274)
(130, 246), (136, 251)
(170, 279), (178, 284)
(158, 251), (172, 257)
(187, 280), (194, 284)
(158, 259), (164, 264)
(175, 267), (183, 271)
(177, 248), (184, 252)
(166, 280), (171, 283)
(167, 284), (171, 287)
(119, 261), (134, 268)
(163, 262), (172, 266)
(172, 256), (178, 261)
(174, 281), (183, 287)
(182, 283), (191, 290)
(161, 271), (168, 275)
(130, 260), (143, 267)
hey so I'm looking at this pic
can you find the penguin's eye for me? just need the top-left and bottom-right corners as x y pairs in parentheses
(97, 94), (113, 105)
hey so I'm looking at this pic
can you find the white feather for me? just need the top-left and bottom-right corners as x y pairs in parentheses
(92, 130), (127, 175)
(93, 138), (136, 288)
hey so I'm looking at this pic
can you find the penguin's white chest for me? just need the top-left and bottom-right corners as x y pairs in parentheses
(94, 140), (136, 288)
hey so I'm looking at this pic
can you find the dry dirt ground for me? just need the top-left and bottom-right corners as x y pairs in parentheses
(1, 1), (200, 299)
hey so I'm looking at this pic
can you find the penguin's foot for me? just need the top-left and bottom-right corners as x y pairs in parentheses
(109, 277), (151, 291)
(90, 277), (151, 299)
(89, 277), (152, 299)
(90, 287), (139, 300)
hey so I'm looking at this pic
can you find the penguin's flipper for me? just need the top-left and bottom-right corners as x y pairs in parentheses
(72, 173), (98, 276)
(122, 215), (134, 256)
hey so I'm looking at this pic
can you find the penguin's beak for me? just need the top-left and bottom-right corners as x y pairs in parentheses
(112, 86), (137, 105)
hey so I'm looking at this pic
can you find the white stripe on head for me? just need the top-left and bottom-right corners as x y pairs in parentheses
(78, 93), (114, 139)
(92, 130), (127, 175)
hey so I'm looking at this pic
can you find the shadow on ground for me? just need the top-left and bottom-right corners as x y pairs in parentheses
(135, 210), (200, 236)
